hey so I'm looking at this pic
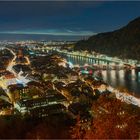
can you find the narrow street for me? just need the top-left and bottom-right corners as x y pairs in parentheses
(6, 48), (18, 76)
(0, 48), (31, 103)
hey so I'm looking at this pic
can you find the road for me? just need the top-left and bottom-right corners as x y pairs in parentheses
(107, 86), (140, 107)
(0, 48), (31, 103)
(6, 48), (17, 76)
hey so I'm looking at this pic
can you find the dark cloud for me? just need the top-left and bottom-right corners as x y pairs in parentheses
(0, 1), (139, 34)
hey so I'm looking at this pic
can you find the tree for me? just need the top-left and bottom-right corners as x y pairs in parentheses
(70, 94), (140, 139)
(70, 115), (86, 139)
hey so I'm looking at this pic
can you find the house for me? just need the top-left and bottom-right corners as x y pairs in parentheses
(14, 93), (68, 113)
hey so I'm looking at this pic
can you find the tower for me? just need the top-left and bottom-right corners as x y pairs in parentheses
(18, 48), (24, 59)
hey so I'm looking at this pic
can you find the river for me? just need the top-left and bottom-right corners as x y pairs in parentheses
(67, 56), (140, 97)
(101, 69), (140, 96)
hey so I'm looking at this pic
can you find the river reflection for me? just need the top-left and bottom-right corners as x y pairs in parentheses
(101, 69), (140, 96)
(67, 56), (140, 96)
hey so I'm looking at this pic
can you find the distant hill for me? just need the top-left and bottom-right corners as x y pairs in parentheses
(74, 17), (140, 60)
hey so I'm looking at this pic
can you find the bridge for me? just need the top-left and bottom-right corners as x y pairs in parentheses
(32, 47), (136, 68)
(58, 50), (124, 65)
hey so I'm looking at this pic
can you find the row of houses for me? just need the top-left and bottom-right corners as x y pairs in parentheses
(14, 93), (68, 117)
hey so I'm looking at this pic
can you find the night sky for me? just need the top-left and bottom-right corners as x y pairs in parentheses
(0, 1), (140, 37)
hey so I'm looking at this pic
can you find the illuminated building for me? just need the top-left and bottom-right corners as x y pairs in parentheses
(14, 93), (68, 113)
(17, 48), (24, 59)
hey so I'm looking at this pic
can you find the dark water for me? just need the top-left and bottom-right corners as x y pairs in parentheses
(101, 69), (140, 96)
(67, 56), (140, 97)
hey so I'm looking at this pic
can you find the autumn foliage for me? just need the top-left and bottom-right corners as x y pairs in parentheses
(71, 94), (140, 139)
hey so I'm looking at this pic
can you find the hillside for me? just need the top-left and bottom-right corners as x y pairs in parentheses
(74, 17), (140, 60)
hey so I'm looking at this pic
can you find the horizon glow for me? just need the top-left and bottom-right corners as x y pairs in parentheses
(0, 29), (96, 36)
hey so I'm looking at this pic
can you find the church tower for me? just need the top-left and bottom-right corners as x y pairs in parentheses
(18, 48), (24, 59)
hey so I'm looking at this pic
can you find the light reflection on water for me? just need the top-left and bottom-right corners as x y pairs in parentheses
(100, 69), (140, 96)
(67, 56), (140, 96)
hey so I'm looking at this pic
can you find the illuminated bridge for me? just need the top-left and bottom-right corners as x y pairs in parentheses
(36, 47), (136, 67)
